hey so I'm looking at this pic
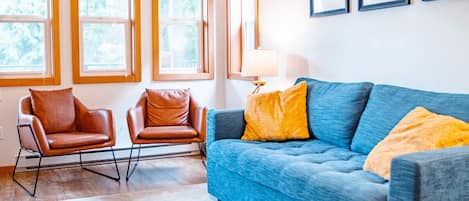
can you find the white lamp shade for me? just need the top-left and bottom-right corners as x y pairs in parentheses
(241, 49), (278, 77)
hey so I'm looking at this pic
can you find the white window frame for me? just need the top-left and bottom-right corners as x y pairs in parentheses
(158, 0), (205, 74)
(78, 0), (134, 77)
(0, 0), (53, 79)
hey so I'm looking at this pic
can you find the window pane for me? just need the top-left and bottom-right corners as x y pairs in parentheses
(159, 0), (201, 20)
(242, 0), (256, 50)
(243, 22), (256, 50)
(242, 0), (256, 22)
(0, 23), (46, 73)
(0, 0), (47, 17)
(80, 0), (129, 18)
(82, 23), (127, 71)
(160, 24), (200, 72)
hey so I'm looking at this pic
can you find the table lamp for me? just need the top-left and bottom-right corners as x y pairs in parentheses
(241, 49), (278, 94)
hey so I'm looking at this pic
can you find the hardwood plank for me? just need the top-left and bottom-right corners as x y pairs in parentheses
(65, 183), (212, 201)
(0, 156), (206, 201)
(0, 166), (14, 174)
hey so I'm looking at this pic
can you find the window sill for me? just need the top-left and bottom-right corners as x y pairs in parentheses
(153, 73), (214, 81)
(73, 75), (141, 84)
(227, 72), (258, 81)
(0, 77), (60, 87)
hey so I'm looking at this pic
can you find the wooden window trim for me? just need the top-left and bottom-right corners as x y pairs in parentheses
(71, 0), (142, 84)
(0, 0), (61, 87)
(152, 0), (214, 81)
(226, 0), (260, 81)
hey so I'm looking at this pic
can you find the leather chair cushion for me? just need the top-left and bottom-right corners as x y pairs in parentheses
(146, 89), (190, 127)
(138, 126), (198, 139)
(30, 88), (76, 134)
(47, 133), (109, 149)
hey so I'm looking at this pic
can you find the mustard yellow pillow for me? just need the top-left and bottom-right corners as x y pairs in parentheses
(364, 107), (469, 179)
(242, 81), (309, 141)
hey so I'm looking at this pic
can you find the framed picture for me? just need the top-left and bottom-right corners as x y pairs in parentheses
(310, 0), (349, 17)
(358, 0), (410, 11)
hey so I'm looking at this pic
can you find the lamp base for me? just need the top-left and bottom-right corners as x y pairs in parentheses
(251, 80), (267, 94)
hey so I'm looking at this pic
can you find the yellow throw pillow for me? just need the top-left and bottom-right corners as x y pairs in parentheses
(364, 107), (469, 179)
(242, 81), (310, 141)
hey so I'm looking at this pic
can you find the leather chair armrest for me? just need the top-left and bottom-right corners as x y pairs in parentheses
(127, 106), (145, 143)
(189, 98), (208, 141)
(74, 98), (115, 143)
(17, 113), (49, 153)
(78, 109), (115, 140)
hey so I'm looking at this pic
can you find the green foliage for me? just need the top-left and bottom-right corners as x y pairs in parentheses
(0, 0), (47, 72)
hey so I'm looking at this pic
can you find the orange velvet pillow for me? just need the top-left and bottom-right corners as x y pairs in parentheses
(242, 81), (310, 141)
(29, 88), (76, 134)
(146, 89), (190, 127)
(364, 107), (469, 179)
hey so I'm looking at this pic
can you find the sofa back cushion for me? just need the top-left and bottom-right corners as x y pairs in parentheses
(295, 78), (373, 148)
(351, 84), (469, 154)
(30, 88), (76, 134)
(146, 88), (190, 127)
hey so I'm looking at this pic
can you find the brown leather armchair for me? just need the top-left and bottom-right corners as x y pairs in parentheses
(14, 91), (120, 196)
(126, 90), (208, 180)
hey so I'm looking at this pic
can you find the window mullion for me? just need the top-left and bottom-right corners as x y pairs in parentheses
(125, 21), (132, 75)
(80, 17), (129, 24)
(160, 19), (201, 24)
(0, 15), (47, 21)
(44, 20), (52, 77)
(0, 18), (48, 23)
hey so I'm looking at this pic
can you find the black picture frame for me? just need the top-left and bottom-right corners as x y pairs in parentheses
(310, 0), (350, 17)
(358, 0), (410, 11)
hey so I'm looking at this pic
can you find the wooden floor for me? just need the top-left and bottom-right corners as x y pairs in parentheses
(0, 156), (207, 201)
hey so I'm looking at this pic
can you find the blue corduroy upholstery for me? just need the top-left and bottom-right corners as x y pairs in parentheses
(351, 84), (469, 154)
(389, 146), (469, 201)
(206, 109), (245, 148)
(295, 78), (373, 148)
(209, 139), (388, 201)
(208, 158), (299, 201)
(207, 81), (469, 201)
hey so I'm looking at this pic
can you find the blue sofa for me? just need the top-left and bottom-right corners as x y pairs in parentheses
(207, 77), (469, 201)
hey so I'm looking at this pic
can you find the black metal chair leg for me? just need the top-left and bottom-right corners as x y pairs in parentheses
(199, 143), (206, 168)
(126, 144), (142, 181)
(12, 148), (42, 197)
(125, 144), (134, 181)
(79, 148), (120, 181)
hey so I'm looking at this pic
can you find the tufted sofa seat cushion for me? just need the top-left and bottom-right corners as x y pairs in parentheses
(209, 139), (389, 201)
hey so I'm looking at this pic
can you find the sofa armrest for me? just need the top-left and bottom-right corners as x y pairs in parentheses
(389, 146), (469, 201)
(206, 109), (246, 147)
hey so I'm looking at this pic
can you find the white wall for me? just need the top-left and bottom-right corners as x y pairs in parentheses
(0, 0), (227, 166)
(226, 0), (469, 108)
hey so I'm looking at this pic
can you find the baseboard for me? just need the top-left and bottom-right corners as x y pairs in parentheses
(0, 166), (14, 174)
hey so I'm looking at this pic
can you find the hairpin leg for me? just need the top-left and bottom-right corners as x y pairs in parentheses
(12, 148), (42, 197)
(126, 144), (142, 181)
(79, 147), (120, 181)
